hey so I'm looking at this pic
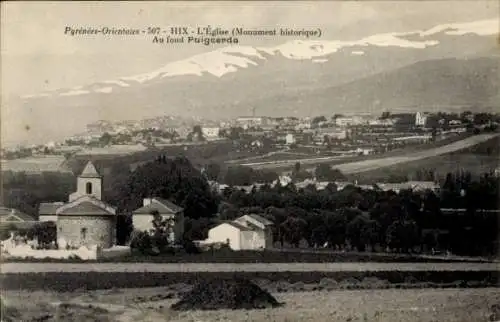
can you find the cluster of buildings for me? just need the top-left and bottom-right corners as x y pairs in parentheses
(1, 162), (184, 250)
(0, 161), (275, 252)
(0, 110), (484, 164)
(209, 177), (442, 195)
(208, 112), (466, 155)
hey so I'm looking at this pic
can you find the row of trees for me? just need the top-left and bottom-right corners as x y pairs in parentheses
(217, 179), (498, 255)
(202, 161), (348, 188)
(2, 154), (498, 256)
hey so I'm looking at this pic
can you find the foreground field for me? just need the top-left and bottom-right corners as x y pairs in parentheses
(3, 287), (499, 322)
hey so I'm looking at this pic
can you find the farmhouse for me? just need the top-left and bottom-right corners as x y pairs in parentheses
(132, 197), (185, 243)
(201, 127), (220, 138)
(206, 214), (274, 250)
(37, 161), (117, 248)
(0, 206), (36, 230)
(374, 181), (440, 193)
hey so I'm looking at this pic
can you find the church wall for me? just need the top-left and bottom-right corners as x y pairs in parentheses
(57, 215), (115, 248)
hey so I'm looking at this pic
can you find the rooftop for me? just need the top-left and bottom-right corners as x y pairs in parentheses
(133, 197), (184, 215)
(0, 206), (35, 221)
(80, 161), (101, 178)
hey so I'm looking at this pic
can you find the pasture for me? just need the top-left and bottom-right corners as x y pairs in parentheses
(3, 287), (499, 322)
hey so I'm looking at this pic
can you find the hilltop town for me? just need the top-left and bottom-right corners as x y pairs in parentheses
(2, 110), (498, 162)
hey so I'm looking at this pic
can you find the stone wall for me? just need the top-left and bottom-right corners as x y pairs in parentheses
(57, 215), (115, 248)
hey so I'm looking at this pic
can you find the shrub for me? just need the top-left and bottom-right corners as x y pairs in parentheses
(181, 238), (202, 254)
(130, 231), (153, 255)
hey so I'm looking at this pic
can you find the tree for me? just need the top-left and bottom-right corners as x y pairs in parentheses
(129, 231), (153, 255)
(386, 220), (419, 253)
(293, 162), (301, 174)
(222, 166), (254, 186)
(99, 132), (113, 146)
(190, 125), (205, 142)
(280, 216), (307, 247)
(322, 210), (348, 249)
(150, 210), (175, 253)
(119, 156), (218, 220)
(346, 215), (380, 251)
(26, 221), (57, 248)
(312, 116), (327, 124)
(221, 127), (244, 140)
(116, 214), (133, 245)
(205, 162), (221, 181)
(315, 164), (345, 182)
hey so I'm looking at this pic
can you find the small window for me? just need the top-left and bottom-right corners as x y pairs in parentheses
(86, 182), (92, 194)
(81, 227), (87, 240)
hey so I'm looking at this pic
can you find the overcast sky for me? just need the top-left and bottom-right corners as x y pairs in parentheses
(1, 1), (498, 97)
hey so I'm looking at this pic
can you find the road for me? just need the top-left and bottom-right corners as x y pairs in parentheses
(1, 262), (497, 273)
(243, 133), (499, 173)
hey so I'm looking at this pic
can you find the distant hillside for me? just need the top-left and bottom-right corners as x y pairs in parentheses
(251, 57), (499, 115)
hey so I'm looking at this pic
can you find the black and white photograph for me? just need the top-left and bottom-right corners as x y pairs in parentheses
(1, 1), (499, 321)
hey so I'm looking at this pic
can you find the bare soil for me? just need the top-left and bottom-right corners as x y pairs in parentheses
(3, 287), (499, 322)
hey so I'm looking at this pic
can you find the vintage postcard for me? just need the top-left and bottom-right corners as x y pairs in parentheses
(1, 1), (499, 321)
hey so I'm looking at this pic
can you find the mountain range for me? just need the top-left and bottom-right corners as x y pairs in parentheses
(2, 19), (499, 146)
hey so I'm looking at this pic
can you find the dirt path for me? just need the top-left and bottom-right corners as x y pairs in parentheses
(1, 262), (498, 273)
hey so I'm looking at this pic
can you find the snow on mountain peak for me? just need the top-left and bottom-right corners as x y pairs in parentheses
(19, 19), (498, 99)
(260, 31), (438, 60)
(121, 45), (267, 82)
(418, 19), (498, 37)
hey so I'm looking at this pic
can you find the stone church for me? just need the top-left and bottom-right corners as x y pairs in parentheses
(39, 161), (116, 248)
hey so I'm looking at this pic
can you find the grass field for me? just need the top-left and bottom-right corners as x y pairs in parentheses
(349, 153), (499, 183)
(244, 133), (498, 173)
(3, 287), (499, 322)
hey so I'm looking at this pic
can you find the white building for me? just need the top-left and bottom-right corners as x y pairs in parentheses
(285, 133), (296, 145)
(415, 112), (428, 127)
(202, 127), (221, 138)
(131, 197), (184, 243)
(368, 119), (396, 126)
(236, 116), (267, 128)
(295, 119), (313, 130)
(206, 214), (273, 250)
(315, 127), (347, 140)
(335, 116), (366, 127)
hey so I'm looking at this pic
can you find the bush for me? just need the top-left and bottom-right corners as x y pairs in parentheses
(181, 238), (202, 254)
(129, 231), (153, 255)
